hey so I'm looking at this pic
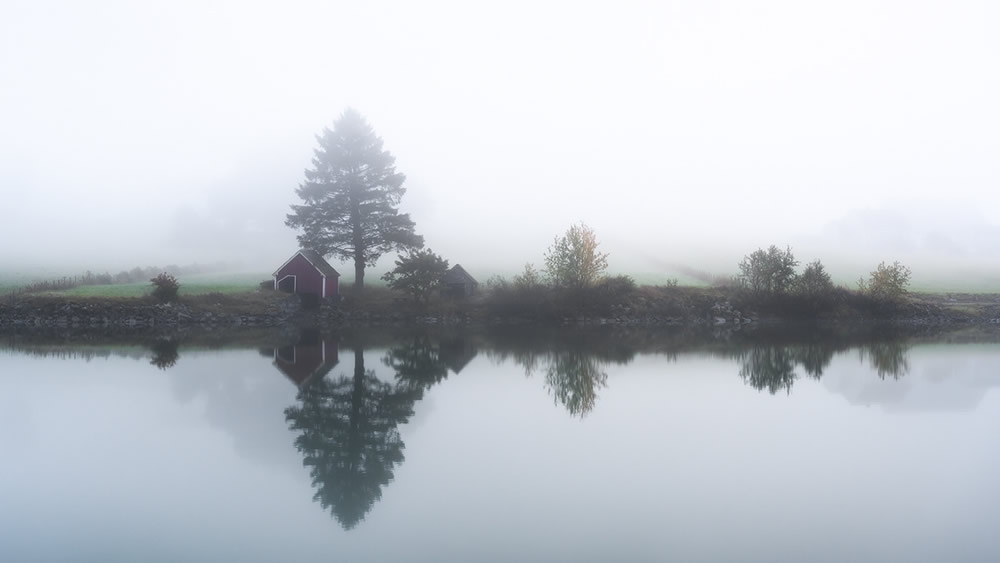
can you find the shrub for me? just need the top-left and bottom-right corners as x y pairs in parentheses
(484, 271), (551, 319)
(795, 260), (834, 297)
(858, 261), (911, 301)
(150, 273), (180, 302)
(737, 245), (798, 296)
(486, 275), (510, 292)
(381, 248), (450, 303)
(596, 275), (637, 297)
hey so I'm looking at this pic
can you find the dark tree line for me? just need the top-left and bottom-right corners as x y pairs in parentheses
(734, 245), (914, 316)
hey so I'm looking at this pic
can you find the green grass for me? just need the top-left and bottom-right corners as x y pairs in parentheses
(909, 280), (1000, 294)
(35, 272), (268, 298)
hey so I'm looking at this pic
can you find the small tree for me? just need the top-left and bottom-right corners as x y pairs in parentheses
(150, 273), (180, 302)
(737, 245), (798, 296)
(858, 261), (911, 301)
(381, 248), (449, 303)
(544, 223), (609, 289)
(513, 262), (544, 290)
(795, 260), (834, 297)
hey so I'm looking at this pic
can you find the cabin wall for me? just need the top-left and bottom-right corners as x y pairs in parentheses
(325, 276), (339, 298)
(276, 254), (323, 296)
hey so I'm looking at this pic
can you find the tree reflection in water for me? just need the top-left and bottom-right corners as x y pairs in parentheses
(284, 332), (468, 530)
(148, 338), (179, 370)
(285, 347), (423, 530)
(790, 343), (836, 379)
(735, 341), (842, 394)
(487, 328), (632, 417)
(860, 341), (910, 379)
(737, 346), (798, 394)
(383, 334), (449, 390)
(0, 323), (939, 532)
(538, 353), (609, 417)
(734, 334), (912, 394)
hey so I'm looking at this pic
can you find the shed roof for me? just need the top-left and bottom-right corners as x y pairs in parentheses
(442, 264), (477, 285)
(273, 249), (340, 278)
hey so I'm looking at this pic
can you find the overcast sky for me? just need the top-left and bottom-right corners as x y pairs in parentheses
(2, 1), (998, 286)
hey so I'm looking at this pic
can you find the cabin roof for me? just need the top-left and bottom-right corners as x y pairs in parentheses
(299, 249), (340, 277)
(273, 249), (340, 278)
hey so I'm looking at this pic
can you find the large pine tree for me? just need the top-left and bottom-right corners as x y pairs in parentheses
(286, 109), (423, 290)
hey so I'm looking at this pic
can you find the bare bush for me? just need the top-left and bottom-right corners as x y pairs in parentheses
(737, 245), (798, 296)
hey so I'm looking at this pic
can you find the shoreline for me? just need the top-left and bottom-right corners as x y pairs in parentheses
(2, 289), (999, 334)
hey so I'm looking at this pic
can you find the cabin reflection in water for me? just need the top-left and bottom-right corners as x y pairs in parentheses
(271, 331), (340, 387)
(438, 335), (477, 374)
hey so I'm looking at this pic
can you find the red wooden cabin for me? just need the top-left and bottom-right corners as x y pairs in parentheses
(273, 249), (340, 299)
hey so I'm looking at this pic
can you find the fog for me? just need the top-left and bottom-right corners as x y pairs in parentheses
(2, 1), (999, 288)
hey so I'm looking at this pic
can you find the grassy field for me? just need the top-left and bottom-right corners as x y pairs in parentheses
(29, 272), (268, 298)
(3, 265), (997, 300)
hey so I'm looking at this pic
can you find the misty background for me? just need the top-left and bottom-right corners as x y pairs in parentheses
(2, 1), (998, 289)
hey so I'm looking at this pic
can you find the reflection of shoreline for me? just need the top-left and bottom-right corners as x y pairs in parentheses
(822, 347), (1000, 412)
(11, 324), (1000, 408)
(9, 323), (1000, 423)
(272, 326), (1000, 532)
(734, 340), (911, 395)
(4, 323), (998, 358)
(7, 324), (1000, 536)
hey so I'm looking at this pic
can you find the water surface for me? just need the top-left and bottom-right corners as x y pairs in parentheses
(2, 326), (999, 562)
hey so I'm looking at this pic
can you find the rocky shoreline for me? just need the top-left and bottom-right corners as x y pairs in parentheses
(0, 300), (287, 330)
(2, 292), (997, 333)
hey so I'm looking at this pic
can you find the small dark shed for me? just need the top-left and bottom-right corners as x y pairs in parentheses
(442, 264), (478, 297)
(273, 249), (340, 299)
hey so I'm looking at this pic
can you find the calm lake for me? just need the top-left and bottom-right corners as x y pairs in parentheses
(2, 325), (999, 562)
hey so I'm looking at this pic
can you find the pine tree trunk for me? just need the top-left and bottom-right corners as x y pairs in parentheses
(354, 256), (365, 292)
(352, 205), (365, 291)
